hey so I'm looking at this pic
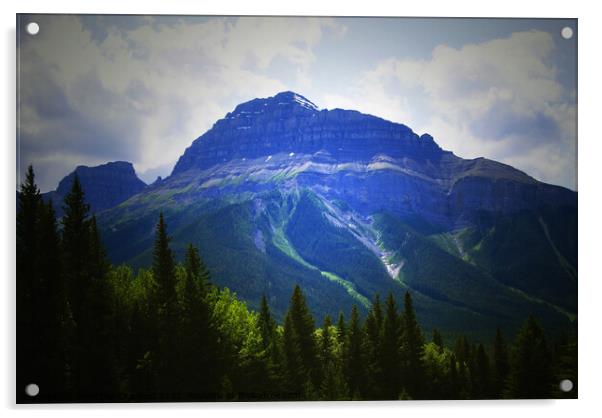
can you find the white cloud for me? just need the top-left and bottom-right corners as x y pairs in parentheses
(18, 15), (343, 190)
(319, 30), (576, 189)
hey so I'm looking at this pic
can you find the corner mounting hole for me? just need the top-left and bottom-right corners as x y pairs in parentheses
(26, 22), (40, 36)
(559, 379), (574, 392)
(25, 383), (39, 397)
(561, 26), (573, 40)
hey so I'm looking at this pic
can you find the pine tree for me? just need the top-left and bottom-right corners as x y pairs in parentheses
(345, 305), (365, 398)
(151, 213), (179, 395)
(454, 335), (471, 397)
(319, 315), (349, 400)
(80, 216), (117, 398)
(259, 294), (277, 352)
(36, 200), (72, 400)
(153, 213), (177, 310)
(283, 285), (319, 397)
(178, 244), (219, 399)
(505, 315), (553, 398)
(447, 354), (460, 399)
(61, 173), (95, 399)
(282, 312), (305, 398)
(399, 291), (425, 399)
(61, 174), (91, 327)
(319, 315), (333, 365)
(492, 327), (510, 397)
(256, 293), (282, 395)
(363, 294), (384, 398)
(472, 344), (491, 399)
(381, 293), (401, 398)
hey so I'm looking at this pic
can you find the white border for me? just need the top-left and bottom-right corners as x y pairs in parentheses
(3, 1), (601, 417)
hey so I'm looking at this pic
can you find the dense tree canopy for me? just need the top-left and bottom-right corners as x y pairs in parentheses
(16, 167), (577, 402)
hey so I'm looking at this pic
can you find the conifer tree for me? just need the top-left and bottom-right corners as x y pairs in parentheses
(319, 315), (349, 400)
(454, 335), (471, 397)
(178, 243), (219, 399)
(61, 174), (91, 325)
(399, 291), (425, 399)
(36, 200), (72, 400)
(447, 354), (460, 399)
(257, 293), (282, 394)
(363, 294), (384, 398)
(282, 312), (305, 398)
(259, 294), (277, 352)
(345, 305), (366, 398)
(472, 343), (491, 399)
(336, 311), (347, 344)
(61, 174), (94, 399)
(151, 213), (179, 395)
(283, 285), (318, 397)
(319, 315), (333, 365)
(153, 213), (177, 310)
(381, 293), (401, 398)
(492, 327), (510, 397)
(506, 315), (553, 398)
(80, 216), (118, 398)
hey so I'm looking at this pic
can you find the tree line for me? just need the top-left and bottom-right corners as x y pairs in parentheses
(16, 166), (576, 402)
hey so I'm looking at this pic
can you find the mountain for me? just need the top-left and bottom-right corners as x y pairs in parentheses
(96, 91), (577, 342)
(43, 161), (147, 216)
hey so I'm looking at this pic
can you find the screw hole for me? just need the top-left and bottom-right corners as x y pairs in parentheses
(561, 27), (573, 40)
(26, 22), (40, 36)
(25, 383), (39, 397)
(559, 379), (574, 392)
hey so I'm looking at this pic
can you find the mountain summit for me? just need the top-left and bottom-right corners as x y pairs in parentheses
(173, 91), (440, 175)
(43, 161), (146, 215)
(98, 92), (577, 340)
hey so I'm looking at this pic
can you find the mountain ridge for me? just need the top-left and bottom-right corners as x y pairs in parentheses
(43, 161), (147, 216)
(88, 91), (577, 341)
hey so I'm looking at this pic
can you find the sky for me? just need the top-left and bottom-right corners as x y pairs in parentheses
(17, 15), (577, 192)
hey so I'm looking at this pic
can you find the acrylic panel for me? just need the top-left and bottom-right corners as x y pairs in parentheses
(16, 14), (577, 403)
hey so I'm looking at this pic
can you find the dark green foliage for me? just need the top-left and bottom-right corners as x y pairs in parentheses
(17, 167), (72, 402)
(153, 213), (177, 310)
(505, 315), (554, 398)
(345, 305), (366, 398)
(432, 329), (444, 352)
(373, 212), (573, 340)
(492, 328), (510, 397)
(336, 311), (347, 344)
(282, 285), (319, 397)
(381, 293), (402, 398)
(177, 244), (219, 399)
(472, 344), (491, 399)
(462, 208), (577, 311)
(61, 174), (91, 327)
(363, 295), (383, 398)
(551, 330), (577, 399)
(16, 168), (577, 402)
(61, 174), (117, 400)
(286, 191), (396, 301)
(399, 291), (425, 399)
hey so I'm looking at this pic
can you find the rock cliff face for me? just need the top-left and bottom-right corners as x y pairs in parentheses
(173, 91), (440, 173)
(169, 91), (575, 228)
(44, 161), (146, 215)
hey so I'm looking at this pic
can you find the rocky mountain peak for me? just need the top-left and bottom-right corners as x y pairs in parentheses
(48, 161), (147, 215)
(172, 92), (442, 175)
